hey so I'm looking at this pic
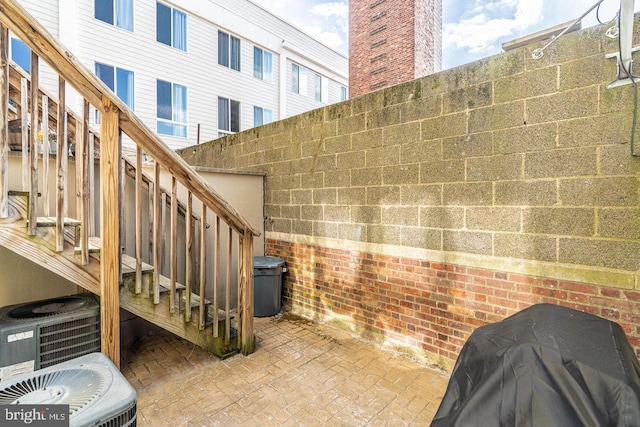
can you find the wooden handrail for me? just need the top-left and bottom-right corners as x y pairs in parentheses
(0, 0), (259, 238)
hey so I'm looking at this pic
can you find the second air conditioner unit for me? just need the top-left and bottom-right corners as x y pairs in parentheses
(0, 293), (101, 381)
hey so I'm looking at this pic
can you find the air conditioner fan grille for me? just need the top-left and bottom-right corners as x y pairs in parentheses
(6, 297), (92, 319)
(0, 368), (107, 412)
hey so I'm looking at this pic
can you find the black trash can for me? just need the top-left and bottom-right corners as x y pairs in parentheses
(253, 256), (286, 317)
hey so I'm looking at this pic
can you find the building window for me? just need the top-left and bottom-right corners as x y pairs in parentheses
(291, 63), (307, 95)
(157, 2), (187, 51)
(341, 86), (347, 101)
(96, 63), (135, 109)
(253, 47), (272, 82)
(10, 37), (30, 73)
(314, 74), (328, 103)
(218, 31), (241, 71)
(95, 0), (133, 31)
(157, 79), (187, 137)
(95, 62), (134, 123)
(253, 106), (273, 127)
(218, 97), (240, 136)
(314, 74), (322, 102)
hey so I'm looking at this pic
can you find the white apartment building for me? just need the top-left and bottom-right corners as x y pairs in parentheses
(12, 0), (349, 150)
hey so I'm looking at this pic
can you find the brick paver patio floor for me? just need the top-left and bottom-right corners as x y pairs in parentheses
(121, 313), (449, 426)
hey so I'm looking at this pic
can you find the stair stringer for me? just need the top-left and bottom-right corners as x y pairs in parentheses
(119, 288), (239, 359)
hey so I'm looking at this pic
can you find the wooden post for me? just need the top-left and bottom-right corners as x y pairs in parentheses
(28, 52), (38, 236)
(240, 231), (255, 355)
(100, 97), (121, 368)
(0, 25), (8, 219)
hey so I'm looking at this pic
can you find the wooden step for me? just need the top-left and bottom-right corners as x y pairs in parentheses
(75, 236), (101, 254)
(34, 216), (81, 228)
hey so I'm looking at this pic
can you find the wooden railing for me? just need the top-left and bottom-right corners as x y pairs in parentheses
(0, 0), (259, 364)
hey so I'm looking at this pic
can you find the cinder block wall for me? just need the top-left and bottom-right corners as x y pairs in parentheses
(180, 20), (640, 370)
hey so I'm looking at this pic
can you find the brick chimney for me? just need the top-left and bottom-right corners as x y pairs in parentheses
(349, 0), (442, 98)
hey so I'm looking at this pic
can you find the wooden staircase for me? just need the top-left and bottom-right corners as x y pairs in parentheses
(0, 1), (259, 365)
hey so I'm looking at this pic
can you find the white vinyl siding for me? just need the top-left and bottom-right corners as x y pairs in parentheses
(17, 0), (346, 150)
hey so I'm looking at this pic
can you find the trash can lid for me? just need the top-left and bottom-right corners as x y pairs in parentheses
(253, 256), (285, 269)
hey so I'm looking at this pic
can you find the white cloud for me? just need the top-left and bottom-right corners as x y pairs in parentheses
(443, 0), (543, 53)
(310, 2), (348, 18)
(301, 25), (345, 50)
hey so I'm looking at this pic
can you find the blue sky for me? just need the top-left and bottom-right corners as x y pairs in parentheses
(252, 0), (638, 69)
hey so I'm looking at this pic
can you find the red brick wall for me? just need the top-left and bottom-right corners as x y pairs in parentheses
(349, 0), (415, 97)
(268, 238), (640, 367)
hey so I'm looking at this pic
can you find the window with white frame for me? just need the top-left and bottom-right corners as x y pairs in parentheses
(218, 31), (241, 71)
(341, 86), (348, 101)
(253, 106), (273, 127)
(157, 79), (187, 137)
(10, 36), (30, 73)
(291, 63), (307, 95)
(218, 97), (240, 136)
(157, 2), (187, 51)
(95, 62), (134, 123)
(253, 46), (272, 82)
(95, 0), (133, 31)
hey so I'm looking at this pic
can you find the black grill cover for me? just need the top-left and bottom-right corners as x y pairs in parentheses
(431, 304), (640, 427)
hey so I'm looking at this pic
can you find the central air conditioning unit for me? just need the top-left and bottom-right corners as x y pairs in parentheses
(0, 352), (137, 427)
(0, 294), (101, 381)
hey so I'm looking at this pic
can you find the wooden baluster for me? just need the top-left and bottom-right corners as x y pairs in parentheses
(80, 100), (89, 265)
(41, 95), (49, 217)
(225, 226), (232, 345)
(213, 215), (219, 338)
(240, 231), (255, 355)
(88, 133), (95, 236)
(20, 78), (27, 191)
(135, 146), (142, 294)
(185, 191), (192, 322)
(153, 161), (160, 304)
(74, 114), (81, 216)
(55, 78), (66, 252)
(237, 233), (243, 345)
(160, 191), (167, 275)
(170, 176), (177, 313)
(28, 52), (38, 236)
(119, 155), (125, 284)
(100, 97), (121, 368)
(0, 25), (8, 219)
(199, 206), (207, 330)
(148, 180), (153, 263)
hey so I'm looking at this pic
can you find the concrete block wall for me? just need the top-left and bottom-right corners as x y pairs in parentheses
(180, 19), (640, 370)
